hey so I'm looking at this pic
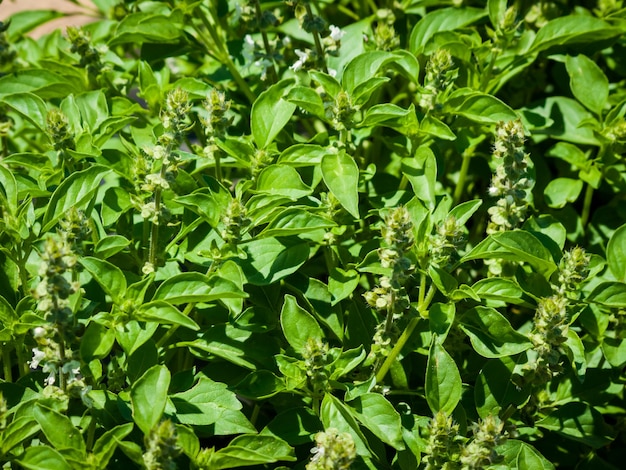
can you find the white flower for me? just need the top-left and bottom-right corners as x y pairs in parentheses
(291, 49), (309, 72)
(62, 360), (81, 384)
(29, 348), (46, 369)
(33, 327), (47, 339)
(328, 68), (337, 77)
(42, 363), (57, 385)
(242, 35), (256, 63)
(329, 25), (345, 42)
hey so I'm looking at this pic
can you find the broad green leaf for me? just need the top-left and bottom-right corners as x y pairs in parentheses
(607, 224), (626, 282)
(420, 114), (456, 140)
(342, 51), (396, 94)
(449, 199), (483, 225)
(443, 89), (517, 124)
(6, 10), (64, 39)
(258, 208), (336, 238)
(135, 301), (200, 330)
(138, 60), (161, 108)
(475, 357), (530, 419)
(131, 365), (171, 435)
(321, 151), (360, 219)
(429, 266), (458, 297)
(251, 79), (296, 149)
(359, 103), (415, 130)
(183, 324), (279, 370)
(171, 377), (255, 433)
(80, 322), (115, 361)
(498, 440), (555, 470)
(0, 164), (18, 214)
(42, 165), (111, 232)
(328, 268), (360, 305)
(255, 165), (312, 200)
(115, 321), (159, 356)
(175, 184), (231, 227)
(235, 370), (285, 399)
(91, 423), (134, 468)
(589, 282), (626, 307)
(472, 278), (534, 307)
(460, 306), (532, 358)
(280, 294), (324, 353)
(17, 447), (72, 470)
(320, 394), (371, 456)
(530, 16), (621, 53)
(33, 404), (86, 454)
(410, 7), (486, 54)
(348, 393), (404, 450)
(401, 147), (437, 209)
(601, 337), (626, 368)
(207, 435), (296, 469)
(0, 416), (39, 455)
(80, 257), (127, 304)
(565, 55), (609, 115)
(461, 230), (557, 278)
(278, 144), (328, 167)
(544, 177), (583, 209)
(110, 12), (183, 45)
(425, 341), (462, 415)
(429, 302), (455, 341)
(564, 329), (586, 382)
(351, 77), (390, 106)
(285, 86), (325, 119)
(262, 407), (322, 446)
(153, 272), (246, 304)
(94, 235), (131, 259)
(536, 402), (615, 448)
(0, 70), (79, 100)
(240, 237), (311, 285)
(1, 92), (47, 132)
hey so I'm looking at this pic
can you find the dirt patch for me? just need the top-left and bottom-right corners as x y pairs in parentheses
(0, 0), (96, 37)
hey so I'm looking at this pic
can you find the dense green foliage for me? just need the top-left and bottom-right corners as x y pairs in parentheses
(0, 0), (626, 468)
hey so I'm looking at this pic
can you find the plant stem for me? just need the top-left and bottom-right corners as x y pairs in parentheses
(2, 346), (12, 382)
(86, 414), (97, 452)
(581, 182), (594, 228)
(196, 6), (256, 104)
(304, 4), (328, 74)
(453, 152), (472, 204)
(252, 0), (277, 83)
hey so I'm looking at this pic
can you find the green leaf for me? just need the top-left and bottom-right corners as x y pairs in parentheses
(607, 224), (626, 282)
(410, 7), (487, 54)
(80, 322), (115, 361)
(425, 341), (462, 415)
(530, 16), (621, 53)
(449, 199), (483, 225)
(429, 302), (455, 341)
(321, 151), (360, 219)
(280, 294), (324, 353)
(153, 272), (246, 304)
(258, 208), (336, 238)
(0, 416), (39, 455)
(235, 370), (285, 399)
(240, 237), (311, 285)
(110, 12), (183, 45)
(472, 278), (534, 307)
(171, 377), (255, 433)
(91, 423), (134, 468)
(135, 301), (200, 330)
(536, 402), (615, 448)
(589, 282), (626, 307)
(17, 447), (72, 470)
(320, 393), (371, 457)
(543, 177), (583, 209)
(0, 70), (78, 100)
(42, 165), (111, 232)
(328, 268), (360, 305)
(401, 147), (437, 209)
(444, 89), (518, 124)
(460, 306), (532, 358)
(115, 321), (159, 356)
(498, 440), (555, 470)
(94, 235), (131, 259)
(263, 407), (322, 446)
(33, 404), (86, 454)
(278, 144), (328, 167)
(285, 86), (325, 119)
(359, 103), (415, 129)
(0, 164), (18, 214)
(251, 79), (297, 149)
(601, 337), (626, 368)
(208, 435), (296, 469)
(564, 329), (586, 382)
(475, 357), (530, 419)
(80, 257), (127, 304)
(131, 365), (171, 435)
(348, 393), (404, 450)
(1, 92), (47, 132)
(342, 51), (396, 94)
(255, 165), (312, 200)
(6, 10), (64, 39)
(565, 55), (609, 115)
(461, 230), (557, 278)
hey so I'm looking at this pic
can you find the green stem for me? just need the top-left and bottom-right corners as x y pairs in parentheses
(196, 6), (256, 104)
(581, 182), (594, 228)
(156, 303), (195, 349)
(215, 148), (223, 183)
(253, 0), (277, 83)
(453, 152), (472, 204)
(375, 282), (436, 384)
(16, 339), (28, 377)
(2, 346), (12, 382)
(86, 414), (97, 452)
(304, 4), (328, 74)
(250, 403), (261, 426)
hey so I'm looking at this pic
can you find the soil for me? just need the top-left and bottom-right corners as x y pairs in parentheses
(0, 0), (96, 37)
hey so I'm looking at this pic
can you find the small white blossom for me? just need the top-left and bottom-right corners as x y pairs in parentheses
(62, 360), (81, 384)
(42, 363), (57, 385)
(29, 348), (46, 369)
(291, 49), (310, 72)
(328, 68), (337, 77)
(329, 25), (345, 42)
